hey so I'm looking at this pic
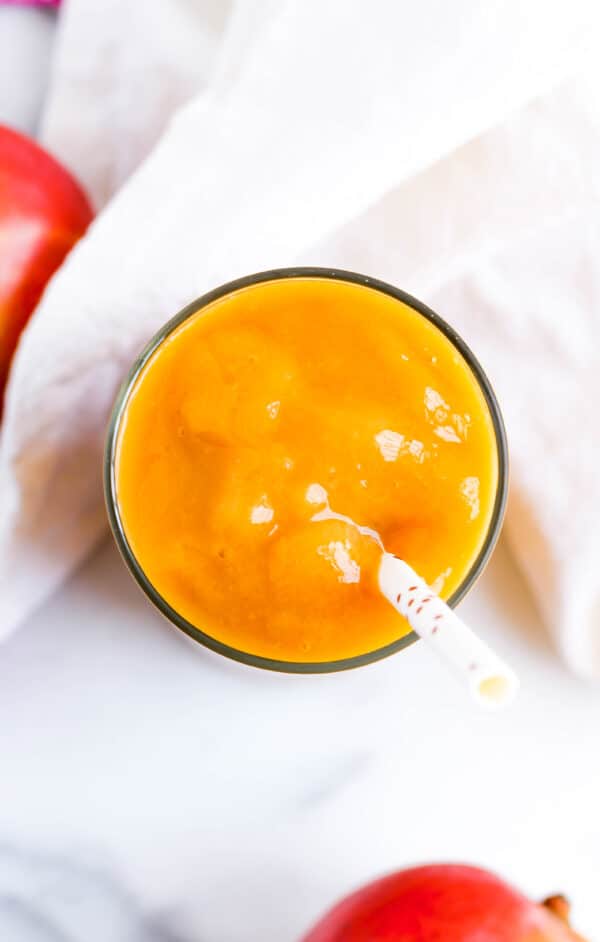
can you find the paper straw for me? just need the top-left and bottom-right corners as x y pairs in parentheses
(378, 553), (519, 709)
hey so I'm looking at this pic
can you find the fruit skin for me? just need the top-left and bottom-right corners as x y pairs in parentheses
(0, 125), (93, 411)
(302, 864), (584, 942)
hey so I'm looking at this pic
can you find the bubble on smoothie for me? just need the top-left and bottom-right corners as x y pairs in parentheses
(424, 386), (450, 414)
(250, 497), (275, 525)
(430, 566), (452, 594)
(209, 448), (284, 541)
(375, 429), (426, 464)
(460, 476), (480, 520)
(305, 483), (328, 506)
(406, 439), (425, 462)
(375, 429), (404, 462)
(424, 388), (472, 444)
(317, 539), (361, 584)
(434, 424), (461, 443)
(452, 412), (471, 440)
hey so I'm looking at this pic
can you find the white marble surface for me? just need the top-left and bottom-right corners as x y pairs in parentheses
(2, 538), (600, 941)
(1, 8), (600, 942)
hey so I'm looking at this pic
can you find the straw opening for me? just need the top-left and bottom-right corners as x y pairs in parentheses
(473, 673), (518, 709)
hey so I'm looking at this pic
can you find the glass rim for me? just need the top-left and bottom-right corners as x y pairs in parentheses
(104, 266), (509, 674)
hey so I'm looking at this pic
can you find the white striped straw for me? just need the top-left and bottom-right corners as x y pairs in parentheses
(378, 553), (519, 709)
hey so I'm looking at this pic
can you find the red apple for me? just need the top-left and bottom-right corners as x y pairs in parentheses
(302, 865), (585, 941)
(0, 124), (93, 411)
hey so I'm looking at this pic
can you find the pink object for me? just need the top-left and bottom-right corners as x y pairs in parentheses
(0, 0), (61, 6)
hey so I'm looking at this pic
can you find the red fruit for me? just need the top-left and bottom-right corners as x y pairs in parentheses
(302, 865), (585, 942)
(0, 125), (93, 412)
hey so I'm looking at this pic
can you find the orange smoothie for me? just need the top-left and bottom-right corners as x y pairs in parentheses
(113, 275), (501, 664)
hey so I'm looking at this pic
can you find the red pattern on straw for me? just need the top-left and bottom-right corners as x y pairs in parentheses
(378, 552), (518, 709)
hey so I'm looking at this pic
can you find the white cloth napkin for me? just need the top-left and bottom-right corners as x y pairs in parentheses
(2, 0), (600, 674)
